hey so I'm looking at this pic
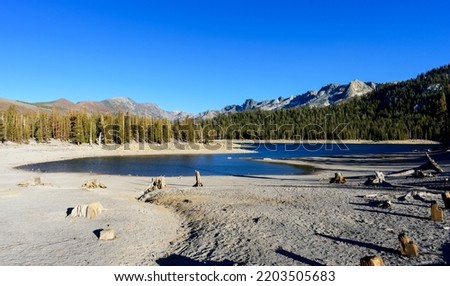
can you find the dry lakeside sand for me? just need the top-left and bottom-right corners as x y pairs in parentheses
(0, 140), (449, 266)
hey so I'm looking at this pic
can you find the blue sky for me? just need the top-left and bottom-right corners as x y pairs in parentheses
(0, 0), (449, 113)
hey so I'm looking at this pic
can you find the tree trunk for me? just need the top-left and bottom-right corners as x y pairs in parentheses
(193, 170), (203, 187)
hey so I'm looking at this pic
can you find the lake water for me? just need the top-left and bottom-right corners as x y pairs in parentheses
(16, 143), (438, 177)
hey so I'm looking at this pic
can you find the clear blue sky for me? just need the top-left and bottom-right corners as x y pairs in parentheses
(0, 0), (449, 113)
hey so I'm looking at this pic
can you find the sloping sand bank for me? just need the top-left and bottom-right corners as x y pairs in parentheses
(149, 154), (450, 266)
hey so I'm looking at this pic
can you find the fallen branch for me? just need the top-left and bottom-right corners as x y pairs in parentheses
(388, 153), (444, 178)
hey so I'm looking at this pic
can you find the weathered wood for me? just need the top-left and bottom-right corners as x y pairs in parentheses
(147, 176), (167, 191)
(69, 202), (104, 219)
(442, 192), (450, 209)
(378, 200), (392, 209)
(360, 255), (385, 266)
(364, 171), (385, 185)
(398, 233), (419, 257)
(18, 176), (44, 187)
(387, 153), (444, 177)
(82, 179), (107, 189)
(418, 154), (444, 173)
(99, 225), (116, 240)
(329, 172), (346, 184)
(431, 202), (444, 222)
(413, 170), (434, 178)
(193, 170), (204, 187)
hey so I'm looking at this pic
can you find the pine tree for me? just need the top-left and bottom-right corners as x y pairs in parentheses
(0, 114), (5, 143)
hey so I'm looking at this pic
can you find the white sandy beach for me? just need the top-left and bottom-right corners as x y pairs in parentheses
(0, 141), (449, 266)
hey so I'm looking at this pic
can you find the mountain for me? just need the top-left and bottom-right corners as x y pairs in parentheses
(0, 97), (189, 120)
(199, 80), (378, 119)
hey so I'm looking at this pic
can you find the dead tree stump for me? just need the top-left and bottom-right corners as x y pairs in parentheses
(360, 255), (385, 266)
(364, 171), (385, 185)
(442, 192), (450, 209)
(398, 233), (419, 257)
(431, 202), (444, 222)
(329, 172), (346, 184)
(99, 225), (116, 240)
(82, 179), (107, 189)
(147, 176), (167, 191)
(193, 170), (203, 187)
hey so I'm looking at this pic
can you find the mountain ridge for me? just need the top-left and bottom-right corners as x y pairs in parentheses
(1, 80), (378, 119)
(199, 80), (378, 119)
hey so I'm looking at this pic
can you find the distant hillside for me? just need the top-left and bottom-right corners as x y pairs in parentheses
(0, 97), (189, 120)
(199, 80), (378, 119)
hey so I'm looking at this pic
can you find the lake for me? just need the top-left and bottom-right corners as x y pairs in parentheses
(16, 143), (438, 177)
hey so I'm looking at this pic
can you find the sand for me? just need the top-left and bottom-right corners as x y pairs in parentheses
(0, 141), (449, 266)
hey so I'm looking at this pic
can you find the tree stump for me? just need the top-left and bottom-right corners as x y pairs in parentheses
(431, 202), (444, 222)
(99, 225), (116, 240)
(193, 170), (203, 187)
(329, 172), (346, 184)
(378, 200), (392, 209)
(398, 233), (419, 257)
(82, 179), (107, 189)
(147, 176), (167, 191)
(442, 192), (450, 209)
(364, 171), (385, 185)
(360, 255), (385, 266)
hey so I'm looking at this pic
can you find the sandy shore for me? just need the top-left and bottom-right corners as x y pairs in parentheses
(0, 141), (449, 266)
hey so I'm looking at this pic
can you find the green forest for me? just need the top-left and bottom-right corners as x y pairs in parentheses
(1, 64), (449, 145)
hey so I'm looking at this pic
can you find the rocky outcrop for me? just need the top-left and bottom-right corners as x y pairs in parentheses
(199, 80), (378, 119)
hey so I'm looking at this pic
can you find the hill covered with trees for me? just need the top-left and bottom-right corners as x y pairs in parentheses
(0, 64), (449, 145)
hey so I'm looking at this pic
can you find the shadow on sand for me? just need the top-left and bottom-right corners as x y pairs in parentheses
(156, 254), (239, 266)
(443, 243), (450, 265)
(275, 248), (325, 266)
(353, 208), (429, 220)
(65, 207), (74, 217)
(316, 233), (399, 255)
(92, 229), (102, 239)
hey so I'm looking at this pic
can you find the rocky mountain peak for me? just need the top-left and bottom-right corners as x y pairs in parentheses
(198, 80), (378, 118)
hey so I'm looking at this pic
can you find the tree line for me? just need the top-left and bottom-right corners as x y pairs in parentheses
(0, 107), (201, 145)
(1, 64), (449, 145)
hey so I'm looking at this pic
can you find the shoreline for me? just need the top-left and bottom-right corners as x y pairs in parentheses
(234, 139), (442, 145)
(0, 140), (254, 170)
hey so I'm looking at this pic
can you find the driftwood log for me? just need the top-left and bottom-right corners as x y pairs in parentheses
(18, 176), (44, 187)
(193, 170), (203, 187)
(431, 202), (444, 222)
(360, 255), (385, 266)
(329, 172), (346, 184)
(442, 192), (450, 209)
(419, 153), (444, 173)
(136, 177), (167, 202)
(398, 233), (419, 257)
(388, 153), (444, 178)
(82, 179), (107, 189)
